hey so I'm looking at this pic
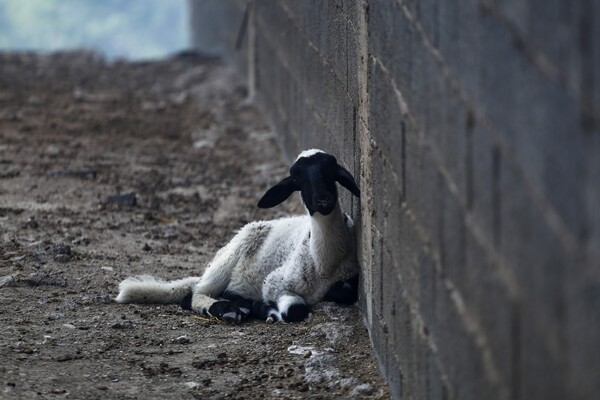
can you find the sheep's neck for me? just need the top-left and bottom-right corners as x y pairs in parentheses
(309, 202), (348, 275)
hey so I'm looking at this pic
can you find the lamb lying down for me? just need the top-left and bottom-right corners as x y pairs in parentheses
(116, 149), (360, 323)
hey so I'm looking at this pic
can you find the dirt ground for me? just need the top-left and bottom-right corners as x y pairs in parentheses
(0, 51), (390, 399)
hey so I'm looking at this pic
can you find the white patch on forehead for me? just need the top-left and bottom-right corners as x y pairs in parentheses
(296, 149), (326, 161)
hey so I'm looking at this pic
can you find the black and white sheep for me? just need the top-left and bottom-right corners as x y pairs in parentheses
(115, 149), (360, 323)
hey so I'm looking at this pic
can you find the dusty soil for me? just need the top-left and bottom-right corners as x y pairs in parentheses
(0, 51), (390, 399)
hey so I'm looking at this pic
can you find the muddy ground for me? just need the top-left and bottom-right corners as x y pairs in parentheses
(0, 51), (390, 399)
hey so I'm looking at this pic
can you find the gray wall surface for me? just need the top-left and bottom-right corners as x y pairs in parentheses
(190, 1), (600, 399)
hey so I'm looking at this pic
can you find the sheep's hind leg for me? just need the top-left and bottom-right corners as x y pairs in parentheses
(277, 294), (310, 322)
(220, 292), (255, 321)
(186, 292), (246, 323)
(221, 291), (280, 322)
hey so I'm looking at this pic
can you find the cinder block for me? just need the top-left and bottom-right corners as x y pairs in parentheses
(370, 2), (469, 204)
(499, 160), (570, 327)
(492, 0), (588, 96)
(368, 0), (415, 107)
(370, 148), (386, 234)
(381, 245), (398, 343)
(412, 144), (442, 256)
(257, 2), (358, 143)
(386, 271), (411, 399)
(517, 303), (568, 400)
(403, 122), (422, 212)
(372, 227), (385, 319)
(425, 349), (450, 400)
(382, 174), (402, 263)
(283, 0), (359, 101)
(416, 243), (439, 341)
(499, 160), (575, 399)
(433, 276), (500, 400)
(368, 60), (405, 186)
(464, 227), (515, 391)
(190, 0), (245, 53)
(440, 183), (467, 300)
(394, 205), (421, 309)
(469, 122), (495, 242)
(370, 316), (390, 382)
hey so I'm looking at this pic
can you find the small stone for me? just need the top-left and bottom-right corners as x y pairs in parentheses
(185, 381), (200, 389)
(142, 243), (151, 252)
(297, 384), (309, 392)
(106, 192), (137, 207)
(350, 383), (375, 397)
(93, 295), (113, 304)
(175, 335), (192, 344)
(62, 323), (76, 329)
(303, 350), (312, 359)
(48, 312), (64, 320)
(52, 244), (72, 255)
(52, 245), (72, 262)
(110, 320), (134, 329)
(54, 254), (71, 263)
(0, 274), (18, 288)
(45, 145), (61, 156)
(55, 354), (76, 362)
(73, 87), (86, 101)
(23, 217), (38, 229)
(72, 236), (90, 246)
(26, 272), (67, 287)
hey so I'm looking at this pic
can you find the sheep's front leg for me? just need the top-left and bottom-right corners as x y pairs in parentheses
(324, 274), (359, 305)
(263, 271), (310, 323)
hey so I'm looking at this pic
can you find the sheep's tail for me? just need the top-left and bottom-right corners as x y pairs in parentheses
(115, 233), (246, 305)
(115, 276), (202, 305)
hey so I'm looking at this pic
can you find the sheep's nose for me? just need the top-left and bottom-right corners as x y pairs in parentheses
(316, 196), (331, 207)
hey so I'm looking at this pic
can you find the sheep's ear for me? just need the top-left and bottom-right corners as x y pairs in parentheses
(336, 165), (361, 198)
(257, 176), (299, 208)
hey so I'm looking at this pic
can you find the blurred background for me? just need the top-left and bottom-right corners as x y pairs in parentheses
(0, 0), (188, 60)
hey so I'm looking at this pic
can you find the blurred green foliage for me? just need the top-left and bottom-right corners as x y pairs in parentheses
(0, 0), (188, 59)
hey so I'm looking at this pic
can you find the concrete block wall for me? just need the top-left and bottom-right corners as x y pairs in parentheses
(190, 1), (600, 399)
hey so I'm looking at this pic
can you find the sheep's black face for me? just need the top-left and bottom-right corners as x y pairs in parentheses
(258, 150), (360, 216)
(291, 153), (339, 215)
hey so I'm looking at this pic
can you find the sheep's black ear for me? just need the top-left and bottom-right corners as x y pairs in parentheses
(257, 176), (299, 208)
(336, 165), (360, 198)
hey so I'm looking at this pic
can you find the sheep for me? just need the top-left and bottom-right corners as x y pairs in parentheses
(115, 149), (360, 323)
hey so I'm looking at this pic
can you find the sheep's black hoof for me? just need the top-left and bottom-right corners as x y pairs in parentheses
(208, 301), (244, 323)
(324, 275), (359, 305)
(252, 301), (280, 322)
(282, 303), (309, 322)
